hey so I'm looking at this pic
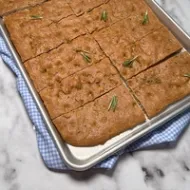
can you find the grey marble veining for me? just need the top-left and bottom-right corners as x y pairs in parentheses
(156, 0), (190, 35)
(0, 1), (190, 190)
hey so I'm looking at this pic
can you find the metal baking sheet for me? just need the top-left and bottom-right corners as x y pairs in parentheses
(1, 0), (190, 171)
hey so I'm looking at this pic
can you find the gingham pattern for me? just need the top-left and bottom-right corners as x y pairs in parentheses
(1, 36), (190, 171)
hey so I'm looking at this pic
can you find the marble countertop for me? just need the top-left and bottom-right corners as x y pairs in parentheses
(1, 1), (190, 190)
(156, 0), (190, 35)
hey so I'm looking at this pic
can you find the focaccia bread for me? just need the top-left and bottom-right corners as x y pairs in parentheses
(1, 0), (189, 146)
(81, 0), (147, 33)
(40, 58), (121, 119)
(128, 52), (190, 118)
(96, 26), (182, 80)
(24, 34), (104, 91)
(66, 0), (110, 16)
(4, 6), (84, 61)
(0, 0), (46, 16)
(53, 85), (146, 146)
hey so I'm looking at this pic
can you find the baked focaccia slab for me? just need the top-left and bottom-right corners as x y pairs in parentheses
(40, 58), (121, 119)
(94, 26), (182, 80)
(4, 0), (81, 61)
(24, 34), (105, 92)
(0, 0), (46, 16)
(54, 85), (146, 146)
(1, 0), (189, 146)
(128, 52), (190, 118)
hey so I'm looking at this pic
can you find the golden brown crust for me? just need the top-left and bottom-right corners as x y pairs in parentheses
(53, 85), (146, 146)
(24, 35), (104, 91)
(93, 7), (163, 56)
(2, 0), (188, 146)
(128, 52), (190, 118)
(66, 0), (109, 16)
(82, 0), (147, 33)
(40, 58), (121, 119)
(0, 0), (46, 16)
(4, 2), (85, 61)
(108, 26), (182, 80)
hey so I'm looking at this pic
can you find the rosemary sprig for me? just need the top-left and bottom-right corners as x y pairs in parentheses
(142, 11), (149, 25)
(75, 49), (92, 63)
(75, 49), (90, 54)
(80, 52), (91, 63)
(184, 73), (190, 78)
(101, 10), (108, 22)
(30, 15), (43, 20)
(108, 96), (118, 112)
(123, 55), (139, 67)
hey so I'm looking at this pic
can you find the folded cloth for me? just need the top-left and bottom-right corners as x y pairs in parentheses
(0, 36), (190, 171)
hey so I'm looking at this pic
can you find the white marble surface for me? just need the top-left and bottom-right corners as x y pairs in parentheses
(156, 0), (190, 35)
(0, 1), (190, 190)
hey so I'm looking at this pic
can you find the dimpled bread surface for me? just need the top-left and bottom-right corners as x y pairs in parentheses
(53, 85), (146, 146)
(0, 0), (46, 16)
(24, 34), (104, 91)
(128, 52), (190, 118)
(2, 0), (189, 146)
(40, 58), (121, 119)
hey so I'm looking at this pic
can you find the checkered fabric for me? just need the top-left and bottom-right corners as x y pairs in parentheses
(1, 35), (190, 171)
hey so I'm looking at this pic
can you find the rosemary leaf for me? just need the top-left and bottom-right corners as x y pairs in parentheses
(108, 96), (118, 112)
(101, 10), (108, 22)
(142, 11), (149, 25)
(80, 52), (91, 63)
(123, 55), (139, 67)
(30, 15), (43, 20)
(75, 49), (90, 54)
(184, 73), (190, 78)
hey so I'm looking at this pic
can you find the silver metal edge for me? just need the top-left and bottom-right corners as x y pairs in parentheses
(0, 0), (190, 171)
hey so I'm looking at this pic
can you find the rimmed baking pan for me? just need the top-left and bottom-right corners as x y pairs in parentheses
(0, 0), (190, 171)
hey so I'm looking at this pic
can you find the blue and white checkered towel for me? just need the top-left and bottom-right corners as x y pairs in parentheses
(1, 35), (190, 171)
